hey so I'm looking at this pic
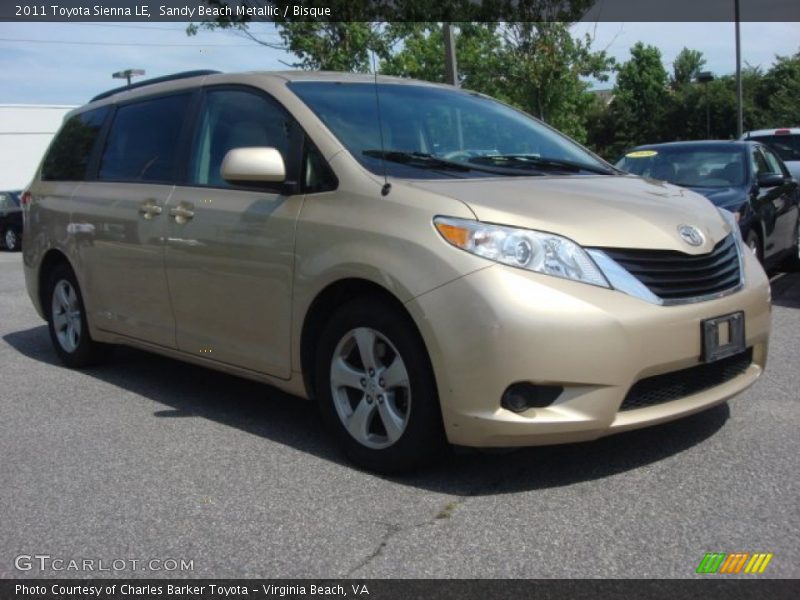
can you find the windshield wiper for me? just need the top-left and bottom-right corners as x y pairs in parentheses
(362, 150), (534, 176)
(363, 150), (472, 171)
(468, 154), (615, 175)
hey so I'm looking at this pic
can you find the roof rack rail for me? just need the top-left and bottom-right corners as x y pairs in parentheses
(90, 70), (221, 102)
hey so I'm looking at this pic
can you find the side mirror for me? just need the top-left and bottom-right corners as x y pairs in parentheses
(221, 147), (285, 184)
(757, 172), (784, 188)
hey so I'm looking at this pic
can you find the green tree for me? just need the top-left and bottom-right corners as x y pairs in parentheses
(606, 42), (670, 156)
(760, 51), (800, 125)
(501, 22), (614, 141)
(671, 47), (706, 89)
(274, 23), (390, 71)
(188, 20), (391, 72)
(380, 23), (508, 99)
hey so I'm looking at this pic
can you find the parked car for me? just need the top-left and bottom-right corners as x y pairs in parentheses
(616, 141), (800, 270)
(0, 190), (23, 251)
(22, 71), (771, 472)
(743, 128), (800, 180)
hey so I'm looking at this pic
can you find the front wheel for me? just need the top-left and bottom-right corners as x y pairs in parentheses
(782, 216), (800, 271)
(745, 229), (763, 264)
(315, 299), (445, 473)
(45, 263), (111, 368)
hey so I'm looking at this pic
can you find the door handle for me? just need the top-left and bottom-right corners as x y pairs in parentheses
(138, 201), (163, 220)
(169, 204), (195, 224)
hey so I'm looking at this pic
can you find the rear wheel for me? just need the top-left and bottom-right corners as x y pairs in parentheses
(315, 298), (445, 473)
(45, 263), (111, 368)
(2, 228), (20, 251)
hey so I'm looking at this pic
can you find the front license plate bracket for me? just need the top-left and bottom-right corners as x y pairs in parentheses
(702, 311), (745, 363)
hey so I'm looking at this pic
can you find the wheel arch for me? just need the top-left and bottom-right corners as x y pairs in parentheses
(37, 248), (74, 315)
(299, 277), (435, 403)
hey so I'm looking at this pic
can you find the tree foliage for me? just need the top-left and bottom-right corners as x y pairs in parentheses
(381, 23), (508, 99)
(501, 22), (613, 141)
(275, 23), (389, 71)
(671, 47), (706, 89)
(758, 52), (800, 126)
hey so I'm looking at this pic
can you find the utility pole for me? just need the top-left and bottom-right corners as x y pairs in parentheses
(443, 24), (458, 87)
(112, 69), (145, 87)
(735, 0), (743, 138)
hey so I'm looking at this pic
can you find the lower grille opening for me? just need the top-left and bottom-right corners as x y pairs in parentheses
(621, 348), (753, 411)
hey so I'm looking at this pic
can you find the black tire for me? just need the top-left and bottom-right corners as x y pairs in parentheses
(781, 216), (800, 272)
(45, 262), (111, 368)
(745, 229), (763, 265)
(2, 228), (20, 251)
(315, 298), (446, 474)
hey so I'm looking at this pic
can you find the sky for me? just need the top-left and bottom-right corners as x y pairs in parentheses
(0, 21), (797, 106)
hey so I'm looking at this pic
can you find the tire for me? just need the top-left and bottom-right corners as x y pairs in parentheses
(2, 228), (20, 252)
(45, 262), (111, 368)
(745, 229), (763, 265)
(315, 298), (445, 473)
(781, 216), (800, 272)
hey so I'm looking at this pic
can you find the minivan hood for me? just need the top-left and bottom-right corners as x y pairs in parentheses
(407, 174), (731, 253)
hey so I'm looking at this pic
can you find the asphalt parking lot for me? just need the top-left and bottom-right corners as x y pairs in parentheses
(0, 250), (798, 579)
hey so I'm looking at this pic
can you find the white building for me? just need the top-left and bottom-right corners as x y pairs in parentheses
(0, 104), (76, 190)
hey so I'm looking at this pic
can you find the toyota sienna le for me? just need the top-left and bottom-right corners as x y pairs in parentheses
(22, 71), (771, 472)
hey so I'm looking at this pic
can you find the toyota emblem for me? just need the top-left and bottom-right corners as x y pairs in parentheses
(678, 225), (705, 247)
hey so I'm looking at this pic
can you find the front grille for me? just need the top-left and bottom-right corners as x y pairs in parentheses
(601, 235), (741, 301)
(620, 348), (753, 411)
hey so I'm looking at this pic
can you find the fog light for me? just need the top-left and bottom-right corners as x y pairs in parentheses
(501, 383), (563, 413)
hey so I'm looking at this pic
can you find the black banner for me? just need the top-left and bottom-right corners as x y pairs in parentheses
(2, 0), (800, 22)
(2, 580), (800, 600)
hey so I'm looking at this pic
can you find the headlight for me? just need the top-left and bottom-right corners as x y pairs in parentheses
(434, 216), (609, 288)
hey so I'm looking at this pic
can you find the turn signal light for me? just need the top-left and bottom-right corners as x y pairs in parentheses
(434, 221), (469, 247)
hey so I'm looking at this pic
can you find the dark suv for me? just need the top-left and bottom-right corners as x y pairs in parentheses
(0, 191), (22, 251)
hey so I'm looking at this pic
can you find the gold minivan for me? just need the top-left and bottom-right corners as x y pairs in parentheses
(22, 70), (771, 472)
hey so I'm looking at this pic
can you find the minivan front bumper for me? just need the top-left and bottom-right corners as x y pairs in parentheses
(405, 249), (771, 448)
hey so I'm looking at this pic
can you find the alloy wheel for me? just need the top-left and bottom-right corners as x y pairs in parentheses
(330, 327), (411, 449)
(51, 279), (82, 353)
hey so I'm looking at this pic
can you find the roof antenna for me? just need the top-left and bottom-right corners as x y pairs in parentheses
(371, 49), (391, 196)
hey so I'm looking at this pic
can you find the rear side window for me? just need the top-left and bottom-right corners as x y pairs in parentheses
(99, 94), (191, 183)
(748, 135), (800, 162)
(41, 106), (109, 181)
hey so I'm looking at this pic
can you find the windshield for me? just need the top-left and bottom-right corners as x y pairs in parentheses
(748, 134), (800, 162)
(616, 147), (747, 188)
(288, 82), (610, 179)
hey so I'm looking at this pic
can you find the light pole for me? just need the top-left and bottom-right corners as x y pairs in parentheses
(112, 69), (145, 86)
(443, 24), (458, 87)
(735, 0), (743, 138)
(697, 71), (715, 138)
